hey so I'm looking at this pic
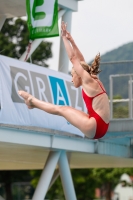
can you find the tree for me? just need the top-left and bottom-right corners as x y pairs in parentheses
(113, 95), (129, 118)
(0, 170), (32, 200)
(0, 18), (52, 67)
(30, 170), (65, 199)
(92, 168), (133, 200)
(30, 168), (133, 200)
(72, 169), (96, 200)
(30, 169), (95, 200)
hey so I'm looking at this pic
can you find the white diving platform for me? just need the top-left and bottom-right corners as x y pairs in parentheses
(0, 119), (133, 199)
(0, 55), (133, 199)
(0, 119), (133, 171)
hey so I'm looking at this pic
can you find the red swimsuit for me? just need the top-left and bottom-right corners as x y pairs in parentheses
(82, 81), (109, 139)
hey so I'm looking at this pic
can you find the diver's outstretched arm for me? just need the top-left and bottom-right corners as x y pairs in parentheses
(61, 21), (75, 61)
(61, 21), (85, 61)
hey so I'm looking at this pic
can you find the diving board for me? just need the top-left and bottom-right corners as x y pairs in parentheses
(0, 120), (133, 199)
(0, 119), (133, 170)
(0, 117), (133, 171)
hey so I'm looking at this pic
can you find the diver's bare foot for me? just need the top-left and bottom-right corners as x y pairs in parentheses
(18, 90), (35, 109)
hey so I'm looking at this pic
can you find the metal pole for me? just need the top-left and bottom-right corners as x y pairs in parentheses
(32, 151), (61, 200)
(58, 151), (77, 200)
(128, 80), (132, 119)
(129, 79), (133, 119)
(130, 76), (133, 119)
(128, 76), (131, 118)
(19, 10), (66, 62)
(131, 81), (133, 119)
(58, 11), (72, 73)
(109, 76), (113, 119)
(128, 80), (131, 118)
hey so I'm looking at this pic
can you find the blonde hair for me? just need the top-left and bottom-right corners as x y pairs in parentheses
(80, 53), (101, 75)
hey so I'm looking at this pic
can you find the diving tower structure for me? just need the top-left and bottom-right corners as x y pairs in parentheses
(0, 54), (133, 200)
(0, 1), (133, 200)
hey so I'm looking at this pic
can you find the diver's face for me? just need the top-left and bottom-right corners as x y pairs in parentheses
(71, 69), (82, 88)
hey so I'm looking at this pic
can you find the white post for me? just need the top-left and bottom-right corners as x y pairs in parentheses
(58, 151), (77, 200)
(58, 11), (72, 73)
(0, 15), (6, 30)
(109, 75), (113, 119)
(32, 151), (61, 200)
(131, 81), (133, 119)
(129, 80), (133, 119)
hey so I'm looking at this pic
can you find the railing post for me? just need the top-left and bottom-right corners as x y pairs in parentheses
(109, 75), (113, 119)
(131, 81), (133, 119)
(129, 79), (131, 119)
(129, 78), (133, 119)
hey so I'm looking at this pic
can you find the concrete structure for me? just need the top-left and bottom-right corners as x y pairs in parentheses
(0, 119), (133, 171)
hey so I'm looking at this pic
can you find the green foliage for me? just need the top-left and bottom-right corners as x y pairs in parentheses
(112, 95), (129, 118)
(29, 168), (133, 200)
(92, 168), (133, 199)
(113, 105), (129, 118)
(0, 170), (32, 200)
(0, 18), (52, 67)
(113, 95), (122, 99)
(72, 169), (96, 200)
(46, 178), (65, 200)
(92, 168), (133, 188)
(30, 170), (65, 200)
(29, 169), (96, 200)
(1, 168), (133, 200)
(30, 170), (41, 188)
(12, 183), (33, 200)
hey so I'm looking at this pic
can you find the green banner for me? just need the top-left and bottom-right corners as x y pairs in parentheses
(26, 0), (59, 39)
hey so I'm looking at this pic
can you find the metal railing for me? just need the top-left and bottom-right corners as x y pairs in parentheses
(129, 79), (133, 118)
(109, 74), (133, 119)
(99, 60), (133, 120)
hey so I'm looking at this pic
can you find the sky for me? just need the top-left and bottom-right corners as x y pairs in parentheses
(46, 0), (133, 71)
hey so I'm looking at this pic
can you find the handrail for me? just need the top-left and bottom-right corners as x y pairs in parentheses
(109, 74), (133, 119)
(129, 80), (133, 118)
(109, 99), (133, 103)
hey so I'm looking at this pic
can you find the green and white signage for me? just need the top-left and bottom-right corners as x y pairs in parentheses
(26, 0), (59, 39)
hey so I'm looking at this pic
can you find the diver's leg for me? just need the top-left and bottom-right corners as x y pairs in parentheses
(18, 91), (96, 138)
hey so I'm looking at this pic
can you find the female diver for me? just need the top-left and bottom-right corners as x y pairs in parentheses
(18, 22), (110, 139)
